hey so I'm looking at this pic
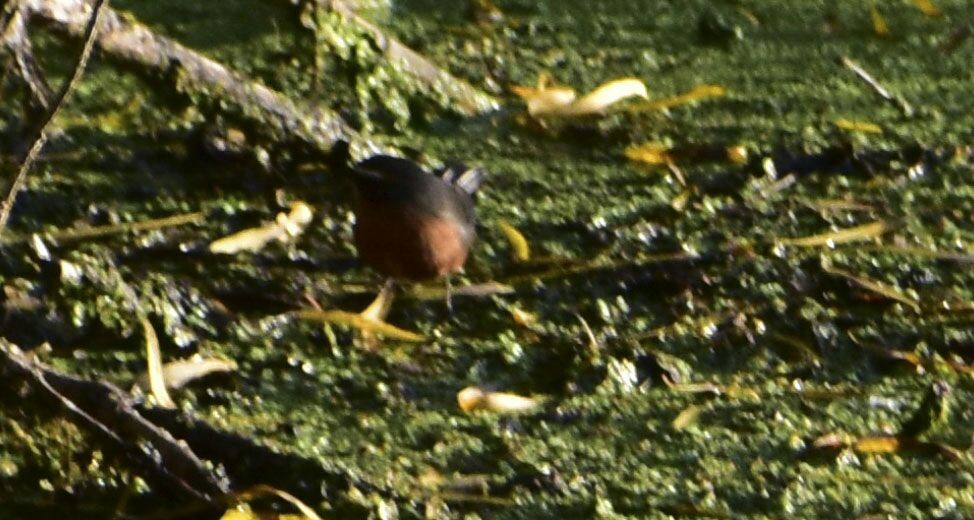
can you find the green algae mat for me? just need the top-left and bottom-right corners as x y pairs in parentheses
(2, 0), (974, 517)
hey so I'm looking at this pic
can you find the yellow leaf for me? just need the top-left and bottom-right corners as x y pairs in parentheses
(834, 118), (883, 134)
(359, 283), (394, 322)
(510, 307), (538, 327)
(295, 310), (426, 342)
(779, 221), (887, 247)
(854, 435), (902, 454)
(671, 189), (692, 212)
(725, 146), (749, 164)
(220, 508), (258, 520)
(458, 386), (541, 413)
(516, 85), (577, 117)
(142, 317), (175, 409)
(233, 484), (323, 520)
(672, 405), (702, 430)
(625, 142), (672, 166)
(812, 433), (849, 449)
(629, 84), (727, 112)
(871, 3), (890, 37)
(210, 202), (313, 254)
(498, 220), (530, 262)
(209, 225), (283, 254)
(912, 0), (941, 17)
(136, 357), (237, 392)
(562, 78), (648, 116)
(514, 75), (648, 117)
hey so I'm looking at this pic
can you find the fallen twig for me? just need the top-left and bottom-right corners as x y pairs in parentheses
(0, 341), (228, 506)
(779, 220), (888, 247)
(0, 0), (107, 238)
(822, 262), (921, 312)
(46, 210), (205, 243)
(19, 0), (373, 156)
(839, 55), (913, 116)
(139, 405), (402, 511)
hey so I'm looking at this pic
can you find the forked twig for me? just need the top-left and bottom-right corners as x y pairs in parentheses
(0, 0), (108, 237)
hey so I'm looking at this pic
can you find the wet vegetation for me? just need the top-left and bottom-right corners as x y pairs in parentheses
(2, 0), (974, 517)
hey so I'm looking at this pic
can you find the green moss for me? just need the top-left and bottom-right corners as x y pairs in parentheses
(3, 0), (974, 517)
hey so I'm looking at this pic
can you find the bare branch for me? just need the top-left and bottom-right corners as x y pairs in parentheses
(0, 0), (108, 238)
(19, 0), (370, 156)
(0, 341), (228, 506)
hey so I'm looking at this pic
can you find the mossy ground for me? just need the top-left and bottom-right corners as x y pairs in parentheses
(2, 0), (974, 517)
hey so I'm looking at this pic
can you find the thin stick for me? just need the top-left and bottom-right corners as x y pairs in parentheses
(46, 210), (205, 243)
(839, 55), (913, 116)
(823, 263), (921, 313)
(0, 0), (109, 238)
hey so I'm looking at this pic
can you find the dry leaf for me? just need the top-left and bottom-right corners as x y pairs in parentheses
(232, 484), (323, 520)
(871, 3), (890, 36)
(671, 189), (693, 212)
(210, 202), (314, 254)
(779, 221), (887, 247)
(510, 307), (538, 328)
(209, 225), (284, 254)
(457, 386), (541, 413)
(516, 85), (578, 117)
(136, 356), (237, 391)
(912, 0), (941, 17)
(295, 310), (425, 342)
(834, 118), (883, 134)
(626, 142), (747, 167)
(672, 404), (703, 430)
(562, 78), (649, 116)
(628, 84), (726, 112)
(497, 220), (530, 262)
(854, 435), (901, 454)
(359, 283), (394, 323)
(513, 76), (648, 117)
(811, 432), (849, 450)
(726, 145), (749, 164)
(142, 316), (175, 409)
(625, 142), (672, 166)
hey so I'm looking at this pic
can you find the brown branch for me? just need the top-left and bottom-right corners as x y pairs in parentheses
(325, 0), (499, 115)
(19, 0), (373, 155)
(0, 0), (107, 238)
(0, 341), (228, 507)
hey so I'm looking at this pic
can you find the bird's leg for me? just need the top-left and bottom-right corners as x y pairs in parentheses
(445, 276), (454, 315)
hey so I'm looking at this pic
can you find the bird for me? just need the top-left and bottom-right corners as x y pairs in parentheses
(348, 154), (485, 310)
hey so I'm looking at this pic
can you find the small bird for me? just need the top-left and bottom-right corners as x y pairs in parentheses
(349, 154), (485, 308)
